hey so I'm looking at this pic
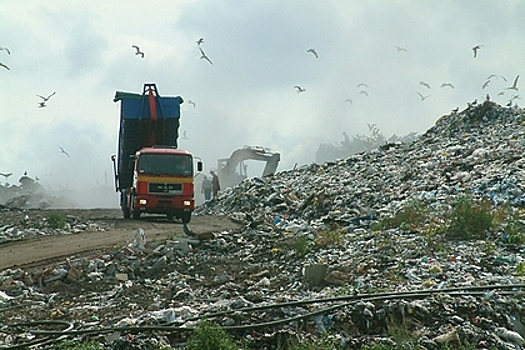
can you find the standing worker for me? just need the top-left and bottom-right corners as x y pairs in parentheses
(210, 170), (220, 199)
(201, 175), (212, 201)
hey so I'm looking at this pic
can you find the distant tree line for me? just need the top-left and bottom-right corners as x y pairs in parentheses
(315, 124), (419, 164)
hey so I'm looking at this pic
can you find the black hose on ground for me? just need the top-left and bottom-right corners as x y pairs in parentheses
(0, 284), (523, 348)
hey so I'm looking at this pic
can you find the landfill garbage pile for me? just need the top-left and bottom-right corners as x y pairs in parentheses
(0, 100), (525, 349)
(0, 173), (77, 210)
(0, 209), (113, 244)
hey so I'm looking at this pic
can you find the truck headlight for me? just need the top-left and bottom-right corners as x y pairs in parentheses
(183, 200), (191, 206)
(139, 199), (147, 205)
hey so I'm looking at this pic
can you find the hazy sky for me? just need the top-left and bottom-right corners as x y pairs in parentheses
(1, 1), (524, 195)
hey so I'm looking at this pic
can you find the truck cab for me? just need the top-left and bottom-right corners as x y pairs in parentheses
(129, 147), (201, 222)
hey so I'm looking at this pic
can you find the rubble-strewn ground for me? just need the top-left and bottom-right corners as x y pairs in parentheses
(2, 100), (525, 349)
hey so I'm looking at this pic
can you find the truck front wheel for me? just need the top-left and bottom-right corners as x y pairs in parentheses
(122, 193), (131, 219)
(132, 210), (141, 220)
(130, 195), (141, 220)
(180, 212), (191, 224)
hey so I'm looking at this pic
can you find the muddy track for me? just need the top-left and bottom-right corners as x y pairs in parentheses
(0, 210), (241, 270)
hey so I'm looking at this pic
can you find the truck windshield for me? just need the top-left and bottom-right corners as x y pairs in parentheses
(138, 154), (193, 176)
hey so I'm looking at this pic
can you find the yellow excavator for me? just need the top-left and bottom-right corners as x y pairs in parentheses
(217, 145), (280, 189)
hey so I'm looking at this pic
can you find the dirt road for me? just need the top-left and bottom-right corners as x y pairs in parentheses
(0, 209), (240, 270)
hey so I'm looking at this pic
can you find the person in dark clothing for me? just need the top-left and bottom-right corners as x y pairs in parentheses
(201, 175), (212, 201)
(210, 170), (220, 198)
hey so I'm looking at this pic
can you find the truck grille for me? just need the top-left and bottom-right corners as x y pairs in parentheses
(149, 183), (182, 194)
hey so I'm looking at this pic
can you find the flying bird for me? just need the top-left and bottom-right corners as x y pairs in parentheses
(294, 85), (306, 93)
(472, 44), (483, 58)
(0, 47), (10, 55)
(182, 130), (189, 140)
(395, 46), (407, 52)
(37, 91), (56, 102)
(482, 80), (491, 89)
(345, 98), (353, 105)
(440, 83), (455, 89)
(196, 37), (204, 46)
(0, 172), (12, 180)
(0, 62), (9, 70)
(498, 91), (505, 96)
(506, 75), (520, 91)
(306, 48), (318, 58)
(357, 83), (369, 88)
(417, 91), (430, 101)
(38, 101), (47, 108)
(367, 123), (377, 132)
(359, 90), (369, 97)
(199, 47), (213, 65)
(487, 74), (507, 82)
(419, 81), (431, 89)
(187, 100), (196, 107)
(59, 146), (70, 158)
(131, 45), (145, 58)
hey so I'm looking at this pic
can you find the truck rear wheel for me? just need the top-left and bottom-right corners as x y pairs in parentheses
(122, 193), (131, 219)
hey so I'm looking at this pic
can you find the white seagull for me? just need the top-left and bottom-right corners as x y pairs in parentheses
(59, 146), (70, 158)
(359, 90), (369, 97)
(440, 83), (455, 89)
(0, 62), (9, 70)
(487, 74), (507, 82)
(0, 47), (10, 55)
(395, 46), (407, 52)
(37, 91), (56, 102)
(196, 37), (204, 46)
(417, 91), (430, 101)
(472, 44), (483, 58)
(199, 47), (213, 65)
(506, 75), (520, 91)
(131, 45), (145, 58)
(294, 85), (306, 93)
(0, 172), (12, 180)
(419, 81), (431, 89)
(187, 100), (196, 107)
(306, 48), (318, 58)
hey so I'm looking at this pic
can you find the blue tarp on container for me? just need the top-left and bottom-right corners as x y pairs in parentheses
(114, 91), (183, 120)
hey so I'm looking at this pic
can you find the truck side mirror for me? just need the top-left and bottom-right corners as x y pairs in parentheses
(197, 161), (203, 172)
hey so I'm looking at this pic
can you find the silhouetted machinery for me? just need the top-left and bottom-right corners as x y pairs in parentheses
(217, 145), (280, 189)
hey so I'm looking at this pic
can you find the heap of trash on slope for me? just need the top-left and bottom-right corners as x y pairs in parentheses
(1, 99), (525, 349)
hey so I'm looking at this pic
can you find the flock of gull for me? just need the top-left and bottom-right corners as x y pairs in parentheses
(123, 40), (519, 107)
(2, 40), (521, 123)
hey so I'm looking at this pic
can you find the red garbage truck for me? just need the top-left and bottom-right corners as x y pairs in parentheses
(111, 83), (202, 222)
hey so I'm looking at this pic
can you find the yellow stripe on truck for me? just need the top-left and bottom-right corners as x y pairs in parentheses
(137, 176), (193, 183)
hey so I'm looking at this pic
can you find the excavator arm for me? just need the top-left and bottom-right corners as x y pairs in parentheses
(218, 146), (280, 188)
